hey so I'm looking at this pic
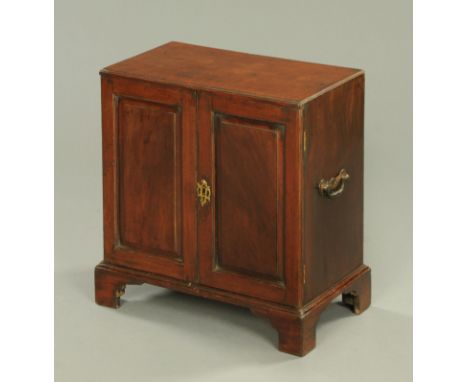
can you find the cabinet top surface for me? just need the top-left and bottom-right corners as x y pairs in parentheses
(101, 42), (363, 104)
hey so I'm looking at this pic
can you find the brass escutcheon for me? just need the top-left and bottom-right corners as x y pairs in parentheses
(197, 179), (211, 206)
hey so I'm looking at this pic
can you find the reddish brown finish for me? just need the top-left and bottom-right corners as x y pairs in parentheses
(342, 268), (371, 314)
(95, 261), (370, 356)
(102, 41), (361, 104)
(118, 97), (181, 256)
(250, 265), (370, 356)
(214, 115), (282, 280)
(302, 75), (365, 303)
(250, 308), (319, 356)
(95, 42), (371, 356)
(94, 265), (142, 308)
(100, 76), (198, 281)
(196, 91), (300, 304)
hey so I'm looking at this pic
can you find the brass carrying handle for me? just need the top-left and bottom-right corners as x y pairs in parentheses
(318, 169), (350, 198)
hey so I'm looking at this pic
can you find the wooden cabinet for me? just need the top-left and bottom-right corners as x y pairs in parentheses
(95, 42), (371, 356)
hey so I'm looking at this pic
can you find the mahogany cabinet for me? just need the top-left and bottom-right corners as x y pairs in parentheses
(94, 42), (371, 356)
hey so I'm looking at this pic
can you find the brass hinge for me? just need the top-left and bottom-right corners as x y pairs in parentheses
(303, 264), (306, 285)
(303, 129), (307, 152)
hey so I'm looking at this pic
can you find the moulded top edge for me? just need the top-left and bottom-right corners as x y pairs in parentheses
(100, 41), (364, 105)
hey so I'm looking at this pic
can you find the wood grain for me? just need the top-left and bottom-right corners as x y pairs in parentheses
(118, 97), (181, 256)
(196, 91), (300, 304)
(100, 75), (197, 280)
(214, 114), (283, 280)
(95, 42), (371, 356)
(101, 41), (362, 104)
(95, 261), (370, 356)
(302, 74), (365, 303)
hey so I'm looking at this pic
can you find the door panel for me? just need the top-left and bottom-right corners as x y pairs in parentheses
(101, 76), (197, 280)
(197, 92), (301, 304)
(118, 98), (181, 257)
(214, 114), (284, 280)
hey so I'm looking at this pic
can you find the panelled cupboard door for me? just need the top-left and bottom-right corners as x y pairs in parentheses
(197, 92), (302, 305)
(101, 76), (197, 281)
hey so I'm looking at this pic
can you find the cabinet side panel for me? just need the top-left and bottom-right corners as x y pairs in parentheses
(303, 75), (364, 303)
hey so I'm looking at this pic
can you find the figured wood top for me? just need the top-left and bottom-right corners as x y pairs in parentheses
(102, 42), (363, 104)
